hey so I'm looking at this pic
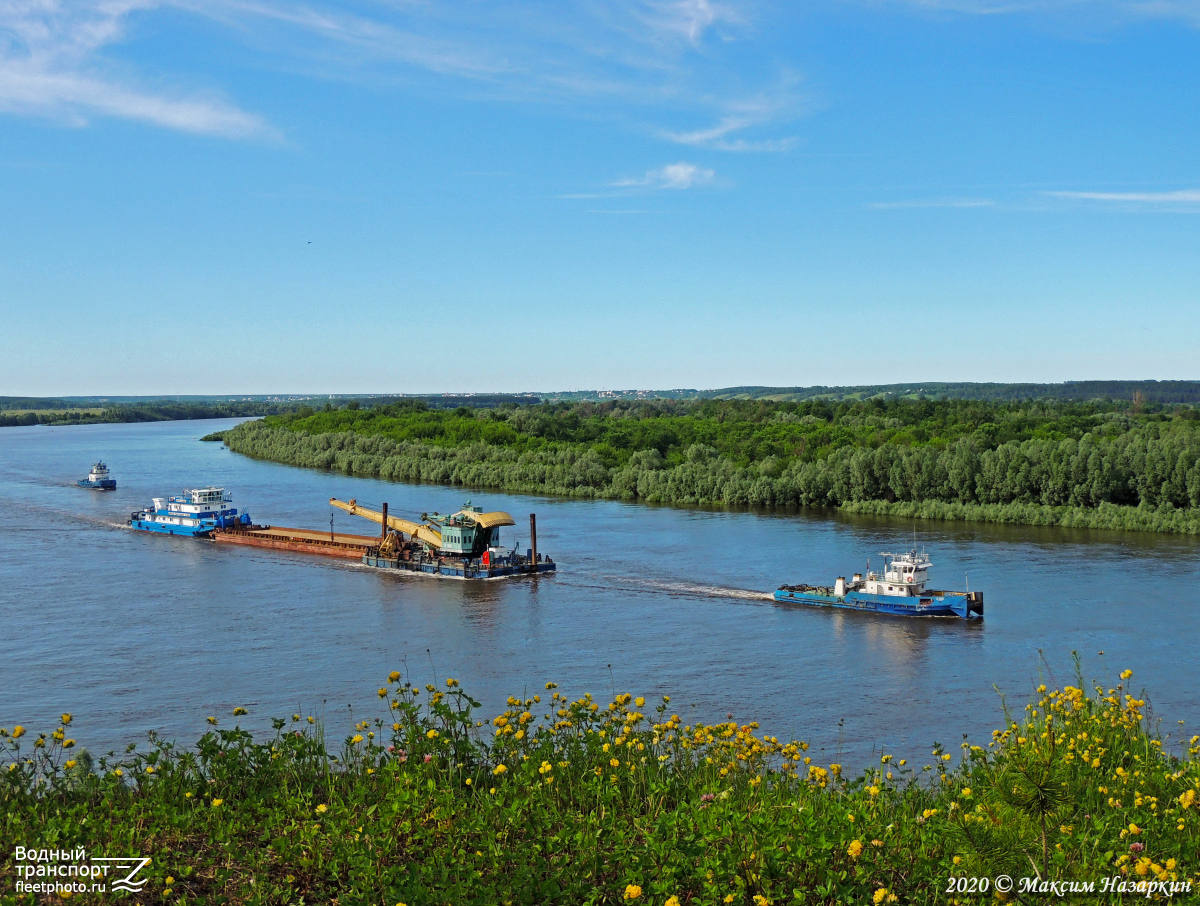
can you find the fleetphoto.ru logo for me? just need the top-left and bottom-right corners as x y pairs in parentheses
(13, 846), (151, 896)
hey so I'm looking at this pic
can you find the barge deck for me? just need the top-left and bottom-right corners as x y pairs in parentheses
(213, 526), (378, 559)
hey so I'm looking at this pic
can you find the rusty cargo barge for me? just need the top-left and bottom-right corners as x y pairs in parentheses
(215, 498), (554, 580)
(213, 526), (378, 559)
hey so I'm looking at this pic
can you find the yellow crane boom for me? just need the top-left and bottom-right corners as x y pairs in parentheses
(329, 498), (444, 549)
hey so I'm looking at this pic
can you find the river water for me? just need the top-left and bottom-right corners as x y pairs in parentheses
(2, 418), (1198, 770)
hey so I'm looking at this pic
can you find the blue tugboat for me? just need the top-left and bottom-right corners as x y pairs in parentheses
(77, 461), (116, 490)
(129, 487), (252, 537)
(775, 549), (983, 619)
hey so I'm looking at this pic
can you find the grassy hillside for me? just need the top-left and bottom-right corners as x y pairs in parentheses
(2, 665), (1197, 903)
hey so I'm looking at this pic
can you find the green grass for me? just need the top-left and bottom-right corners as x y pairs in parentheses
(3, 660), (1198, 904)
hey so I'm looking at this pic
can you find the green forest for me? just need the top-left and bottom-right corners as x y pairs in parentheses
(222, 397), (1200, 533)
(0, 401), (299, 428)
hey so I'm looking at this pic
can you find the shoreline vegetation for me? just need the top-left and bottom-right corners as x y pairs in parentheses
(0, 395), (541, 429)
(2, 664), (1197, 903)
(222, 397), (1200, 535)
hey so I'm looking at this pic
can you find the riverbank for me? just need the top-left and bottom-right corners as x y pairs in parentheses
(3, 668), (1197, 904)
(222, 413), (1200, 534)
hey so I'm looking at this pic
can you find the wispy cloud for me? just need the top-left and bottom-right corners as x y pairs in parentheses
(661, 115), (797, 151)
(629, 0), (744, 45)
(1044, 189), (1200, 203)
(0, 0), (796, 145)
(868, 197), (995, 209)
(0, 1), (273, 138)
(873, 0), (1200, 27)
(613, 162), (716, 190)
(660, 80), (805, 151)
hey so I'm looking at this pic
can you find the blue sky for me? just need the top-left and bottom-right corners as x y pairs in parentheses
(1, 0), (1197, 395)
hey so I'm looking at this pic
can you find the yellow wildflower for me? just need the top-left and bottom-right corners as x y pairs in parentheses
(61, 714), (72, 725)
(493, 764), (507, 775)
(848, 840), (863, 858)
(623, 884), (642, 900)
(666, 898), (680, 906)
(315, 803), (328, 814)
(65, 759), (76, 769)
(873, 889), (889, 904)
(12, 726), (27, 738)
(351, 734), (364, 744)
(961, 787), (972, 798)
(232, 707), (247, 716)
(211, 798), (223, 807)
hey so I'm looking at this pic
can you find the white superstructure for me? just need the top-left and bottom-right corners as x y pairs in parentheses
(835, 550), (932, 597)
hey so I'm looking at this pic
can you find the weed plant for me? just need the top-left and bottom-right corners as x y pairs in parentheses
(2, 663), (1198, 904)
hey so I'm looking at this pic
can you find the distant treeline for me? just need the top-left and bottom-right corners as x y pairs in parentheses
(0, 401), (293, 428)
(702, 380), (1200, 404)
(222, 397), (1200, 533)
(541, 380), (1200, 404)
(0, 394), (542, 428)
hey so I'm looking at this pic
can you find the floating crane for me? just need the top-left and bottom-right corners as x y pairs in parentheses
(329, 498), (516, 559)
(329, 498), (444, 551)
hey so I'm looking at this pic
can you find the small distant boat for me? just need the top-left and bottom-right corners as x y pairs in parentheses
(77, 461), (117, 490)
(775, 548), (983, 619)
(129, 487), (251, 537)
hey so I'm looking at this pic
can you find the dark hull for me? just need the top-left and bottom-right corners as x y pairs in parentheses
(363, 553), (556, 580)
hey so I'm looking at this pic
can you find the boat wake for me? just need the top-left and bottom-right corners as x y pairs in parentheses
(566, 575), (773, 603)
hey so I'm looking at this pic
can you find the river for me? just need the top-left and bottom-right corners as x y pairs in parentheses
(2, 418), (1197, 770)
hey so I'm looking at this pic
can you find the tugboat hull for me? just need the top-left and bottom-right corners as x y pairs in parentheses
(77, 479), (117, 490)
(130, 518), (215, 537)
(774, 587), (983, 619)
